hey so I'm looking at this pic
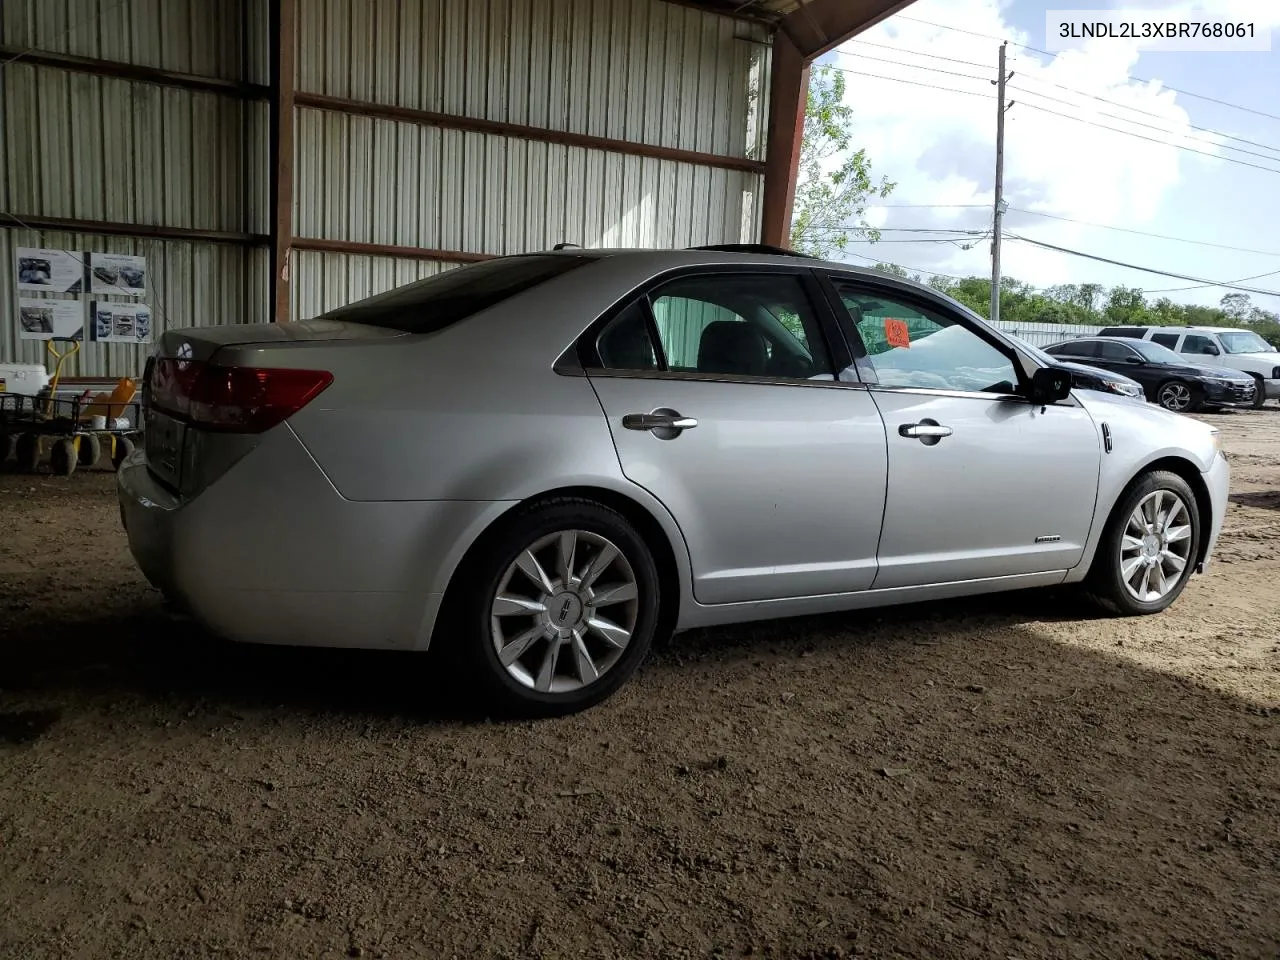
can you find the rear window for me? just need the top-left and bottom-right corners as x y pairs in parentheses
(1099, 327), (1147, 338)
(319, 254), (591, 332)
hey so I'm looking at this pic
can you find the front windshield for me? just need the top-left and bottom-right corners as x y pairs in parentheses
(1219, 331), (1272, 354)
(1130, 340), (1186, 364)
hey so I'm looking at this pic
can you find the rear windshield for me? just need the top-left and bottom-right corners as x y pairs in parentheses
(319, 254), (591, 332)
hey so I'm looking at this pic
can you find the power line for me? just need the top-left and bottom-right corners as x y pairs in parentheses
(1005, 234), (1280, 296)
(838, 249), (976, 281)
(823, 65), (994, 100)
(834, 48), (990, 84)
(1014, 101), (1280, 176)
(1011, 74), (1280, 157)
(1006, 208), (1280, 257)
(1144, 268), (1280, 294)
(866, 203), (989, 208)
(1008, 85), (1280, 164)
(892, 14), (1280, 124)
(823, 64), (1280, 176)
(843, 38), (988, 70)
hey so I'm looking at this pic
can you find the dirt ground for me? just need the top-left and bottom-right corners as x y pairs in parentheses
(1, 410), (1278, 960)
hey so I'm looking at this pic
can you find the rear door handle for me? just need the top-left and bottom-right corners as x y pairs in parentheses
(898, 420), (952, 444)
(622, 410), (698, 432)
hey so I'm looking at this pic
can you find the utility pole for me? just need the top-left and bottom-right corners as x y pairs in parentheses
(990, 42), (1013, 324)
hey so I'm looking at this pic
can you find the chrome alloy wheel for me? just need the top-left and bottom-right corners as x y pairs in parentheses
(490, 529), (639, 694)
(1158, 382), (1192, 411)
(1118, 489), (1193, 603)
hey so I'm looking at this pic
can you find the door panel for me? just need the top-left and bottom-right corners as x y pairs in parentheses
(588, 376), (888, 604)
(869, 390), (1102, 588)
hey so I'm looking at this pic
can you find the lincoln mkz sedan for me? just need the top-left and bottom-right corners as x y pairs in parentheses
(119, 247), (1230, 715)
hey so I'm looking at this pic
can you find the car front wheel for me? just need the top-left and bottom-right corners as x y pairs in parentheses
(446, 497), (662, 717)
(1157, 380), (1199, 413)
(1086, 470), (1200, 616)
(1249, 375), (1266, 409)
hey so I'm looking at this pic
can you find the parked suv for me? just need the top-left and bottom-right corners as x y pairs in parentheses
(1097, 325), (1280, 409)
(1044, 336), (1257, 412)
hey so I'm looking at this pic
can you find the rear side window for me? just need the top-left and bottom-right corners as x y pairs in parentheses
(1049, 340), (1098, 358)
(1150, 333), (1180, 349)
(1098, 327), (1147, 338)
(319, 254), (590, 332)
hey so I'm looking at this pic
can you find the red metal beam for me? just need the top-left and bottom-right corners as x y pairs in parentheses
(295, 92), (767, 176)
(759, 31), (809, 247)
(290, 238), (494, 264)
(268, 0), (297, 322)
(0, 46), (268, 99)
(760, 0), (917, 246)
(0, 212), (266, 245)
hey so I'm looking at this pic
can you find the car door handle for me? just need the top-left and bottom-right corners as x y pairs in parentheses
(622, 412), (698, 432)
(899, 421), (952, 440)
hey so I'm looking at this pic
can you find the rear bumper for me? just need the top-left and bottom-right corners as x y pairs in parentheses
(1198, 451), (1230, 573)
(117, 427), (513, 651)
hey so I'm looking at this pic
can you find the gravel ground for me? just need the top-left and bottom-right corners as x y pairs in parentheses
(1, 409), (1278, 960)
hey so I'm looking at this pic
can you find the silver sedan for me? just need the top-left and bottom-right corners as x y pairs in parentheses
(118, 248), (1230, 715)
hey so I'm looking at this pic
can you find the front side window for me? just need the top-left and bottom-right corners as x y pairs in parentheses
(834, 285), (1018, 394)
(1047, 340), (1098, 359)
(594, 273), (834, 381)
(1181, 334), (1218, 356)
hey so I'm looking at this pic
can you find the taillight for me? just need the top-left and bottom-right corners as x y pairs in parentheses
(149, 359), (332, 433)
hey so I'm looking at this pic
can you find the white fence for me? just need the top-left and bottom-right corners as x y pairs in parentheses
(991, 320), (1099, 346)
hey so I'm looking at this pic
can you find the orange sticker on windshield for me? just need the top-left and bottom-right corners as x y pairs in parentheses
(884, 317), (911, 348)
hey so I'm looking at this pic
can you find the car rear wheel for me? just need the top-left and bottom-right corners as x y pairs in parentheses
(1249, 375), (1266, 409)
(1157, 380), (1199, 413)
(445, 498), (662, 717)
(1085, 470), (1200, 616)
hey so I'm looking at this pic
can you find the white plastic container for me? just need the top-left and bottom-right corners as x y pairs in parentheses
(0, 363), (50, 397)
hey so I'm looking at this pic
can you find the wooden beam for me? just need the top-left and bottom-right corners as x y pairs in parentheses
(268, 0), (297, 323)
(295, 92), (767, 176)
(0, 212), (266, 245)
(0, 46), (269, 99)
(290, 238), (495, 264)
(759, 31), (809, 247)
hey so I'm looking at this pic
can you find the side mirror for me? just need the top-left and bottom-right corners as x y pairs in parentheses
(1126, 355), (1143, 364)
(1206, 344), (1220, 356)
(1028, 365), (1072, 405)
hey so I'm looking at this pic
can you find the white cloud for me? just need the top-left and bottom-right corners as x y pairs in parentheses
(831, 0), (1228, 290)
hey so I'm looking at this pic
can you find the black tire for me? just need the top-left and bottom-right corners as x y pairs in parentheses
(442, 497), (663, 717)
(111, 435), (136, 470)
(15, 433), (40, 472)
(1156, 379), (1200, 413)
(1085, 470), (1201, 616)
(49, 437), (77, 477)
(1250, 375), (1266, 410)
(77, 433), (102, 467)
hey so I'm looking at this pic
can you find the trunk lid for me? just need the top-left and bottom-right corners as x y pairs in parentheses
(145, 320), (392, 492)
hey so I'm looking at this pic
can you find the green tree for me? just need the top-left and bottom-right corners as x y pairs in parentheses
(789, 65), (895, 258)
(1103, 286), (1150, 326)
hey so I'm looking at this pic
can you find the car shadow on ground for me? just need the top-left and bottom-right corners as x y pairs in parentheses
(2, 585), (1279, 958)
(0, 584), (1128, 730)
(1230, 490), (1280, 511)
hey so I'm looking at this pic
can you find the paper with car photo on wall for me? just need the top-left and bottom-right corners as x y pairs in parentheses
(89, 252), (147, 297)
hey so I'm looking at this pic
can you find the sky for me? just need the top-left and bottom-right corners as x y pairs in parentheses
(819, 0), (1280, 314)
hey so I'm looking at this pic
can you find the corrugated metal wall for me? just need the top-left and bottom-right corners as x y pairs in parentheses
(993, 320), (1101, 347)
(3, 0), (773, 370)
(0, 0), (268, 375)
(290, 0), (769, 319)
